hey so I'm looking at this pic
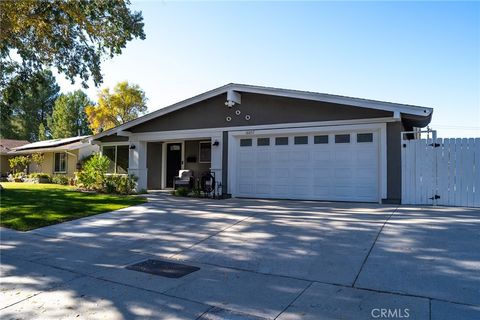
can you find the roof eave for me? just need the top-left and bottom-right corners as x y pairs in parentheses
(90, 83), (433, 140)
(9, 141), (87, 154)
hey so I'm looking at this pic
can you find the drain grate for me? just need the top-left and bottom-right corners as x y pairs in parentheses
(126, 259), (200, 278)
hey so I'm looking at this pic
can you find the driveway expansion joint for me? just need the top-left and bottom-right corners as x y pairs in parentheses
(352, 206), (399, 287)
(274, 282), (313, 320)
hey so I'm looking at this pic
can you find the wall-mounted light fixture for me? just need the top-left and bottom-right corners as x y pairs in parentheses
(225, 90), (242, 108)
(212, 140), (220, 147)
(129, 144), (136, 150)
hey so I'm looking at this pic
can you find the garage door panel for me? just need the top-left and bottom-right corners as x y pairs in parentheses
(239, 183), (255, 194)
(256, 151), (271, 162)
(356, 169), (377, 179)
(291, 185), (311, 196)
(334, 168), (353, 179)
(356, 186), (377, 197)
(273, 185), (290, 195)
(239, 167), (254, 178)
(256, 184), (271, 195)
(274, 151), (290, 162)
(256, 168), (271, 178)
(234, 130), (379, 202)
(290, 151), (309, 162)
(313, 185), (331, 197)
(239, 151), (254, 162)
(313, 168), (331, 179)
(313, 151), (330, 161)
(273, 168), (289, 178)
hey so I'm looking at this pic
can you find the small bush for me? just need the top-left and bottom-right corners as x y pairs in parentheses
(27, 172), (51, 183)
(52, 174), (69, 185)
(192, 188), (202, 197)
(173, 187), (189, 197)
(14, 172), (26, 179)
(103, 174), (137, 194)
(29, 173), (51, 179)
(76, 153), (110, 190)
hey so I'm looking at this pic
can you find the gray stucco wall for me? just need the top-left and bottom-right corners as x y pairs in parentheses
(386, 121), (404, 203)
(147, 142), (162, 189)
(130, 93), (393, 133)
(184, 140), (211, 178)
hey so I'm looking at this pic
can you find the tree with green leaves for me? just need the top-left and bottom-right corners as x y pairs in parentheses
(86, 81), (147, 134)
(48, 90), (92, 139)
(31, 153), (45, 171)
(9, 155), (31, 174)
(38, 123), (48, 141)
(0, 70), (59, 141)
(0, 0), (145, 90)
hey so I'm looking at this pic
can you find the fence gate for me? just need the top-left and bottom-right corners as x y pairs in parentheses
(401, 135), (480, 208)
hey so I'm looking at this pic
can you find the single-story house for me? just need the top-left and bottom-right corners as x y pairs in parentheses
(0, 139), (30, 176)
(10, 136), (99, 177)
(90, 83), (433, 203)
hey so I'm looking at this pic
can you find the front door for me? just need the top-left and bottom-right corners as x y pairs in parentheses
(166, 143), (182, 188)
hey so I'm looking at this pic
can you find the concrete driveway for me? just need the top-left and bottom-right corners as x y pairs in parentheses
(1, 194), (479, 319)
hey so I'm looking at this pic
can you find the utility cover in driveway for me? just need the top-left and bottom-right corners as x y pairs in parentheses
(126, 259), (200, 278)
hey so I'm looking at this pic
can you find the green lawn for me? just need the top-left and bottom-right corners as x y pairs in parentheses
(0, 183), (147, 231)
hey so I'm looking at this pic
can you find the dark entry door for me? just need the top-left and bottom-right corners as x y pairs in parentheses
(166, 143), (182, 188)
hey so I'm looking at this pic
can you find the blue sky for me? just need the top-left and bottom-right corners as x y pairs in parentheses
(57, 1), (480, 137)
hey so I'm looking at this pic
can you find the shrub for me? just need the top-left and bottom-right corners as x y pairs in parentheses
(13, 172), (26, 182)
(76, 153), (110, 190)
(52, 174), (69, 185)
(173, 187), (189, 197)
(192, 188), (202, 197)
(9, 156), (30, 174)
(28, 173), (51, 183)
(104, 174), (137, 194)
(14, 172), (26, 179)
(76, 153), (137, 194)
(29, 173), (51, 179)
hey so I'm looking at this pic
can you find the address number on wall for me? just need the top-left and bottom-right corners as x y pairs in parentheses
(245, 130), (255, 135)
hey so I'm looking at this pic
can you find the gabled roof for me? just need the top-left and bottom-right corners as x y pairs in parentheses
(10, 136), (90, 154)
(0, 139), (30, 155)
(92, 83), (434, 140)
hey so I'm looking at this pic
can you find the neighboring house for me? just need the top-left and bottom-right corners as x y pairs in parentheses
(0, 139), (30, 176)
(90, 83), (433, 204)
(10, 136), (99, 177)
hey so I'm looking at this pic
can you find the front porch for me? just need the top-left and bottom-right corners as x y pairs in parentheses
(125, 131), (224, 193)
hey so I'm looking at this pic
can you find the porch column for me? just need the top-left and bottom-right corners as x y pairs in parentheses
(210, 133), (223, 195)
(128, 140), (148, 191)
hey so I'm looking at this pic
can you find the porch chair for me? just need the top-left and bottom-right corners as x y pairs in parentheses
(173, 170), (194, 190)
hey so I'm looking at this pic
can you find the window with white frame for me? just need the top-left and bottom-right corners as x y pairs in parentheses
(54, 152), (67, 173)
(199, 141), (211, 163)
(102, 145), (129, 174)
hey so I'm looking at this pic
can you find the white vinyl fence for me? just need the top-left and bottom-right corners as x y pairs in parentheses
(401, 137), (480, 207)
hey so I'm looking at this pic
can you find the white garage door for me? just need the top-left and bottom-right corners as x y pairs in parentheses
(234, 130), (379, 202)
